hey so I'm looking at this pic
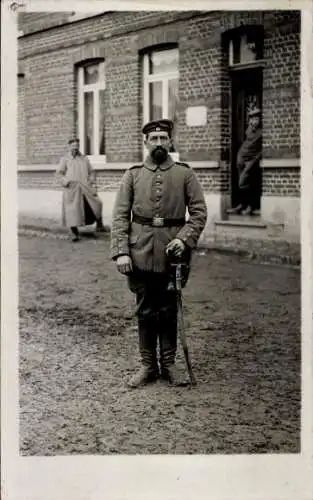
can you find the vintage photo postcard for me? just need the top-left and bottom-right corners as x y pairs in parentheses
(1, 0), (312, 498)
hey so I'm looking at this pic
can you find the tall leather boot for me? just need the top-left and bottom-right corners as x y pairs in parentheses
(241, 190), (255, 215)
(69, 227), (79, 242)
(159, 307), (185, 386)
(228, 204), (245, 214)
(127, 317), (159, 388)
(96, 217), (106, 232)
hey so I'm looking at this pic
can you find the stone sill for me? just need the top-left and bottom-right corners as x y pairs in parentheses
(18, 158), (299, 172)
(18, 160), (220, 172)
(215, 220), (267, 229)
(229, 60), (266, 71)
(19, 164), (57, 172)
(261, 158), (300, 168)
(226, 209), (261, 216)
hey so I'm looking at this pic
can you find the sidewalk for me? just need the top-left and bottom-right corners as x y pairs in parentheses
(18, 214), (111, 240)
(18, 214), (300, 267)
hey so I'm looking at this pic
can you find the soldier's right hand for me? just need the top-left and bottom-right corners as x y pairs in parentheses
(116, 255), (133, 275)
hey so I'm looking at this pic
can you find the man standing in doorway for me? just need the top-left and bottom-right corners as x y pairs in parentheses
(231, 107), (262, 215)
(56, 138), (105, 241)
(110, 119), (207, 388)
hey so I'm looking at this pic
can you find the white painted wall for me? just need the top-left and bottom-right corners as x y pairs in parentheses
(18, 189), (117, 226)
(97, 191), (118, 225)
(18, 189), (221, 234)
(19, 189), (62, 220)
(261, 196), (300, 240)
(199, 193), (222, 244)
(18, 189), (300, 242)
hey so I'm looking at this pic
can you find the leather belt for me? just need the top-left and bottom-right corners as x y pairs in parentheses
(132, 213), (185, 228)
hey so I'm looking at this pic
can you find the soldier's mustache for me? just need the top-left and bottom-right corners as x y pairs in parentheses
(151, 146), (168, 164)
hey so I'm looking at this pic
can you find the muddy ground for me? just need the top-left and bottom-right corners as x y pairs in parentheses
(19, 232), (301, 455)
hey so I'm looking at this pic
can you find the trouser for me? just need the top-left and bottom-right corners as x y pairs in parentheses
(238, 166), (261, 210)
(70, 226), (79, 236)
(127, 270), (177, 370)
(238, 188), (254, 209)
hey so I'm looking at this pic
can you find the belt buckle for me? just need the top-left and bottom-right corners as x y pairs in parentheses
(152, 216), (164, 227)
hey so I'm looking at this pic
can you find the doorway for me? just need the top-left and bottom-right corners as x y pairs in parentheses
(231, 67), (263, 210)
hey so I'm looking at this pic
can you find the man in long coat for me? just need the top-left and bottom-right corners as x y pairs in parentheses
(110, 119), (207, 388)
(56, 138), (104, 241)
(231, 108), (262, 215)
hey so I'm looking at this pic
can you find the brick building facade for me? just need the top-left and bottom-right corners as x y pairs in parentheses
(17, 10), (301, 256)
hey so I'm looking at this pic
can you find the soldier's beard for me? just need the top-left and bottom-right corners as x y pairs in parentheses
(151, 146), (168, 164)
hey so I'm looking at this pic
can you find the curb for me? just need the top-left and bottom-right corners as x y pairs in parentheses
(18, 222), (111, 240)
(18, 223), (300, 268)
(196, 244), (301, 268)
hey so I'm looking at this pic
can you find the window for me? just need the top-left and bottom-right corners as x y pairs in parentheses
(228, 27), (263, 67)
(143, 47), (179, 157)
(77, 60), (106, 158)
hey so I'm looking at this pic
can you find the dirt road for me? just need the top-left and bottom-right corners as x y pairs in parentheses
(19, 233), (300, 455)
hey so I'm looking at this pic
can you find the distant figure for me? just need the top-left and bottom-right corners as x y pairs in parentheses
(231, 108), (262, 216)
(56, 138), (105, 241)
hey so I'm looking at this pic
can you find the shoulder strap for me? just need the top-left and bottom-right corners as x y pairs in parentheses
(175, 161), (190, 168)
(129, 164), (144, 170)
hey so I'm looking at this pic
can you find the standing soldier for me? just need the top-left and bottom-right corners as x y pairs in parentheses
(56, 138), (105, 241)
(110, 119), (207, 388)
(231, 107), (262, 215)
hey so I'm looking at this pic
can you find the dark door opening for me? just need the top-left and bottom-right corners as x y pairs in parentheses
(231, 68), (263, 210)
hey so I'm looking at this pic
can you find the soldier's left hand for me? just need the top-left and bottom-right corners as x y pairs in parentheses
(166, 238), (185, 258)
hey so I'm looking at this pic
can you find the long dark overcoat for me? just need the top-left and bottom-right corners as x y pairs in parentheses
(237, 127), (262, 192)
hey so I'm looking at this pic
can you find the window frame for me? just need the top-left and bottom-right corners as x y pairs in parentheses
(142, 48), (179, 161)
(227, 26), (264, 69)
(77, 60), (106, 161)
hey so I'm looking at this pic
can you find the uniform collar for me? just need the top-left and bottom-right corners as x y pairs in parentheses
(67, 151), (82, 159)
(143, 154), (175, 171)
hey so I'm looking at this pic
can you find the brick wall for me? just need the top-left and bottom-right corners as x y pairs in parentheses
(18, 169), (124, 191)
(18, 171), (57, 189)
(18, 10), (300, 200)
(18, 11), (200, 59)
(178, 12), (232, 168)
(262, 11), (300, 197)
(18, 167), (215, 195)
(22, 49), (76, 163)
(262, 168), (300, 196)
(105, 37), (141, 162)
(263, 12), (300, 159)
(193, 168), (221, 193)
(18, 12), (74, 34)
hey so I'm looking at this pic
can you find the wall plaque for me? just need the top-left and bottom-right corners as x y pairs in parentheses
(186, 106), (207, 127)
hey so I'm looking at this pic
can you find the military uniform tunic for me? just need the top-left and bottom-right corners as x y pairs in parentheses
(110, 155), (207, 273)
